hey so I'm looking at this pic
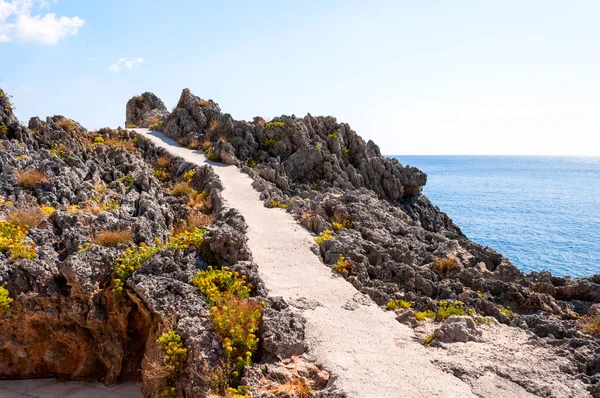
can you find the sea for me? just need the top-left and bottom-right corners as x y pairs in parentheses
(392, 156), (600, 278)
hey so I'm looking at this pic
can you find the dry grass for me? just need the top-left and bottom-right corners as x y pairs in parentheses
(581, 316), (600, 335)
(15, 169), (48, 189)
(188, 190), (211, 209)
(170, 182), (193, 197)
(433, 256), (460, 276)
(199, 99), (211, 107)
(156, 156), (172, 168)
(82, 202), (103, 215)
(7, 206), (45, 228)
(202, 138), (212, 152)
(104, 136), (136, 152)
(209, 119), (219, 130)
(266, 375), (313, 398)
(57, 118), (75, 133)
(188, 140), (201, 150)
(91, 229), (133, 247)
(174, 212), (214, 234)
(176, 137), (188, 147)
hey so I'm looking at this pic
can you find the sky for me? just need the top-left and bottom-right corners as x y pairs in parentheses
(1, 0), (599, 156)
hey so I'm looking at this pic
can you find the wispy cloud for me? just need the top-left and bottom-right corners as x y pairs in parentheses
(109, 57), (144, 72)
(0, 0), (84, 45)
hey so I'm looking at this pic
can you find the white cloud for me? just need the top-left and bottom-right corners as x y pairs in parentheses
(109, 57), (144, 72)
(0, 0), (84, 44)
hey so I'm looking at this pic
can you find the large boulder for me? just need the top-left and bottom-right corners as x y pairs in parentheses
(125, 92), (168, 128)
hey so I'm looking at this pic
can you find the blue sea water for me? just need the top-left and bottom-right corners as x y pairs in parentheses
(392, 156), (600, 278)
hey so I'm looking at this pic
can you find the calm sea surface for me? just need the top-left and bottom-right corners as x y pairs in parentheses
(392, 156), (600, 278)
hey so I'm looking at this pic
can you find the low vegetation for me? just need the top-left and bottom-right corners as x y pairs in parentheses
(580, 316), (600, 335)
(7, 206), (45, 228)
(268, 200), (288, 209)
(15, 169), (48, 189)
(157, 331), (188, 372)
(264, 121), (285, 129)
(113, 242), (162, 300)
(331, 213), (354, 230)
(191, 266), (262, 389)
(433, 256), (460, 277)
(0, 221), (36, 260)
(386, 299), (412, 310)
(0, 283), (12, 315)
(92, 229), (133, 247)
(170, 182), (194, 197)
(333, 254), (351, 275)
(314, 229), (335, 244)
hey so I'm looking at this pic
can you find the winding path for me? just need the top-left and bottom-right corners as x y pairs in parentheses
(137, 129), (476, 398)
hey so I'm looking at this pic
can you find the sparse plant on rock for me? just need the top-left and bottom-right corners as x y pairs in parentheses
(170, 181), (193, 197)
(15, 169), (48, 189)
(433, 256), (460, 277)
(0, 221), (36, 260)
(331, 213), (354, 230)
(386, 299), (412, 310)
(114, 242), (162, 300)
(92, 229), (133, 247)
(167, 227), (207, 251)
(264, 121), (285, 129)
(414, 310), (436, 321)
(0, 283), (12, 315)
(7, 206), (45, 228)
(191, 266), (262, 387)
(498, 306), (513, 318)
(580, 316), (600, 335)
(268, 200), (288, 209)
(334, 254), (351, 275)
(157, 331), (188, 372)
(40, 205), (56, 216)
(314, 229), (335, 244)
(422, 332), (435, 346)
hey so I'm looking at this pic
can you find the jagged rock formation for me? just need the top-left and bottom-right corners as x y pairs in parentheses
(163, 87), (600, 397)
(0, 88), (342, 397)
(125, 92), (168, 128)
(162, 88), (427, 205)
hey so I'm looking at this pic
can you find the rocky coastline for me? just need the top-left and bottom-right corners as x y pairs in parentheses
(0, 86), (598, 397)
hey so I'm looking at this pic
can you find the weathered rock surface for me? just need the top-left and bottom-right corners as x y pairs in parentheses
(164, 87), (600, 396)
(125, 92), (168, 128)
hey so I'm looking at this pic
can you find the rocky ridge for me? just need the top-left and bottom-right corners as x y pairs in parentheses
(0, 89), (339, 398)
(154, 88), (600, 397)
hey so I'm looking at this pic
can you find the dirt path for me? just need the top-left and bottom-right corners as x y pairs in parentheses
(136, 129), (476, 398)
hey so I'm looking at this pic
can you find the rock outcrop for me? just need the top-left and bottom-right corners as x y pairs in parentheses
(125, 92), (168, 128)
(0, 88), (343, 398)
(164, 87), (600, 397)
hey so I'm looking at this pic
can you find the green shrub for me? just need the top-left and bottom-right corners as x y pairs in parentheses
(94, 136), (104, 144)
(156, 387), (176, 398)
(183, 170), (196, 182)
(328, 132), (338, 140)
(334, 254), (351, 275)
(436, 301), (467, 322)
(0, 222), (36, 260)
(314, 229), (335, 244)
(423, 332), (435, 346)
(0, 283), (12, 315)
(414, 310), (436, 321)
(268, 200), (288, 209)
(157, 331), (188, 372)
(166, 227), (207, 251)
(386, 299), (411, 310)
(191, 266), (262, 387)
(264, 121), (285, 129)
(245, 159), (257, 168)
(114, 242), (161, 300)
(343, 147), (350, 157)
(332, 214), (354, 231)
(118, 174), (135, 192)
(498, 306), (513, 318)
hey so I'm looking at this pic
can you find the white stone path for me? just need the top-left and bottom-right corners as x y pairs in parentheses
(0, 379), (142, 398)
(136, 129), (477, 398)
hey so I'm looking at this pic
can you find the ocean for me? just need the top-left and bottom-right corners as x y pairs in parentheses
(392, 156), (600, 278)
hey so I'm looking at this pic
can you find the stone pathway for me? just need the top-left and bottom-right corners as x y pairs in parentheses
(0, 379), (143, 398)
(137, 129), (477, 398)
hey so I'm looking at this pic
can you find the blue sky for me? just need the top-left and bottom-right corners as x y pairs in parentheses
(1, 0), (599, 155)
